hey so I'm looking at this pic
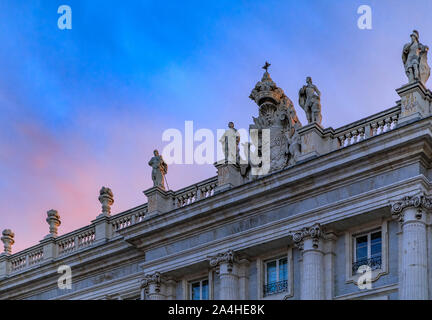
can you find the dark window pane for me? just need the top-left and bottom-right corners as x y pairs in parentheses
(356, 235), (368, 261)
(191, 282), (200, 300)
(279, 258), (288, 281)
(266, 261), (277, 284)
(202, 280), (209, 300)
(371, 232), (382, 257)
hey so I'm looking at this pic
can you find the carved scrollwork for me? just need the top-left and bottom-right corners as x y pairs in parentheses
(390, 194), (432, 222)
(291, 223), (322, 250)
(209, 250), (236, 273)
(141, 272), (162, 293)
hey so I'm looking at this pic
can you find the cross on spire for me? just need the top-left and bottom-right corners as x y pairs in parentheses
(262, 61), (271, 72)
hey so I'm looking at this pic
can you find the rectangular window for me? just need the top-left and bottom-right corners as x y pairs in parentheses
(353, 229), (382, 275)
(189, 279), (209, 300)
(263, 257), (288, 296)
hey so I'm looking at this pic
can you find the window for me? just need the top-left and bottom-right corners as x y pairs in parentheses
(352, 229), (382, 275)
(189, 279), (209, 300)
(263, 257), (288, 296)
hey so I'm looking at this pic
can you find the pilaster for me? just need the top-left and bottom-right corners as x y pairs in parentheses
(391, 194), (431, 299)
(209, 250), (239, 300)
(292, 223), (325, 300)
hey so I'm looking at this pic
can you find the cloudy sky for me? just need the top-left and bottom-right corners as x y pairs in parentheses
(1, 0), (432, 252)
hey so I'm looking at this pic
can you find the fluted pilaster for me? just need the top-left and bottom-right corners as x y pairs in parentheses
(292, 223), (325, 300)
(391, 194), (430, 300)
(209, 250), (239, 300)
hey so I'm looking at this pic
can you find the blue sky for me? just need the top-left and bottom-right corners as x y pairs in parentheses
(1, 0), (432, 251)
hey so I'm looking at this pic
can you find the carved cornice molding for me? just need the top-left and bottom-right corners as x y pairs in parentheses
(291, 223), (323, 250)
(390, 194), (432, 222)
(209, 250), (237, 273)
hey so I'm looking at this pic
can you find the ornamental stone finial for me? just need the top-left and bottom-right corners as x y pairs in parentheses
(402, 30), (430, 85)
(1, 229), (15, 255)
(291, 223), (323, 250)
(46, 209), (61, 238)
(98, 186), (114, 217)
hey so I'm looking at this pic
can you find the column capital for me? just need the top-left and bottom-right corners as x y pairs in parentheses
(291, 223), (323, 251)
(390, 193), (432, 222)
(141, 272), (163, 293)
(209, 250), (237, 273)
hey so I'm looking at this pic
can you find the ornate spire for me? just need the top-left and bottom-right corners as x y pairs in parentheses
(249, 62), (284, 107)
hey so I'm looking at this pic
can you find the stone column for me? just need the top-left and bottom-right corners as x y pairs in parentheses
(209, 250), (239, 300)
(391, 194), (430, 299)
(238, 259), (250, 300)
(141, 272), (165, 300)
(292, 224), (325, 300)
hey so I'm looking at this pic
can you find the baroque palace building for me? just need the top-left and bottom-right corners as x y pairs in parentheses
(2, 31), (432, 300)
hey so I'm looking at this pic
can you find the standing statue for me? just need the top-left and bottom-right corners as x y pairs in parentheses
(299, 77), (322, 125)
(219, 122), (240, 164)
(148, 149), (168, 189)
(402, 30), (430, 85)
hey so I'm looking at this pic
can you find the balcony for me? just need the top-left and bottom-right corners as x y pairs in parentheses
(352, 256), (382, 275)
(263, 280), (288, 297)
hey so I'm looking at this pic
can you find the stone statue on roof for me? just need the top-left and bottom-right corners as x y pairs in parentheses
(402, 30), (430, 85)
(148, 149), (168, 190)
(299, 76), (322, 125)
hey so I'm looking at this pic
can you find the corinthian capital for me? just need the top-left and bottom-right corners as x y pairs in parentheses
(209, 250), (236, 273)
(291, 223), (323, 250)
(141, 272), (162, 293)
(391, 194), (432, 222)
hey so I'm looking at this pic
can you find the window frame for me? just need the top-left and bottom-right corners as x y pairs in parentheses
(264, 256), (288, 286)
(257, 248), (293, 300)
(189, 278), (209, 300)
(345, 220), (388, 285)
(353, 229), (382, 262)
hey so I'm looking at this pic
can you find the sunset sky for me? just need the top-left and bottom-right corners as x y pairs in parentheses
(1, 0), (432, 252)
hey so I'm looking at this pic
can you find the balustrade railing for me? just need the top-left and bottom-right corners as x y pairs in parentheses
(334, 106), (400, 149)
(172, 176), (217, 208)
(352, 256), (382, 274)
(263, 280), (288, 296)
(9, 245), (44, 273)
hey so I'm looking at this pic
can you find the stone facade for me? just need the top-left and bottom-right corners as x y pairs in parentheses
(3, 33), (432, 300)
